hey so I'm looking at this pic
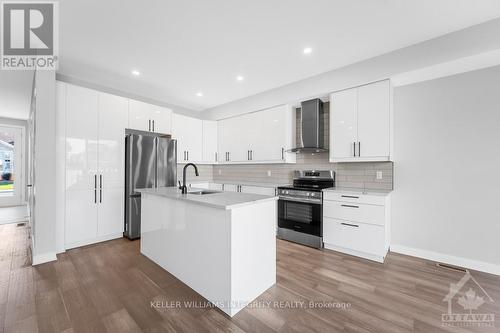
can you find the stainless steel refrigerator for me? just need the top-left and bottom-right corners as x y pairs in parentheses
(124, 130), (177, 239)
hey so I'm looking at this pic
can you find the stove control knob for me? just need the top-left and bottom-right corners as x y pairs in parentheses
(285, 191), (289, 195)
(310, 193), (315, 197)
(306, 193), (310, 197)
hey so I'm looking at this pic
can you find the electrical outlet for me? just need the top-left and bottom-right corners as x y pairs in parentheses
(267, 170), (272, 177)
(376, 171), (383, 180)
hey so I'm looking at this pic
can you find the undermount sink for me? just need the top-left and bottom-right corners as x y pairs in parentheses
(187, 190), (220, 195)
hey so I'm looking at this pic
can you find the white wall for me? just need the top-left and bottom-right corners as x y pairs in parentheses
(205, 18), (500, 120)
(392, 65), (500, 274)
(32, 70), (57, 264)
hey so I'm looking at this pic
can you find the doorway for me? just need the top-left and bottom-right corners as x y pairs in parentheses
(0, 125), (24, 207)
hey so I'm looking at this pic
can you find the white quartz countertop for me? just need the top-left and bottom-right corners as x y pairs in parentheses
(323, 187), (392, 196)
(137, 187), (278, 210)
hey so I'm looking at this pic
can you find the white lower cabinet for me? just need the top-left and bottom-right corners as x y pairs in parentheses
(65, 189), (98, 246)
(97, 187), (124, 237)
(322, 191), (390, 262)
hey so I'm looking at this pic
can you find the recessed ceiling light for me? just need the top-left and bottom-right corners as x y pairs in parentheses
(236, 75), (244, 81)
(303, 47), (312, 54)
(196, 92), (203, 97)
(131, 70), (140, 76)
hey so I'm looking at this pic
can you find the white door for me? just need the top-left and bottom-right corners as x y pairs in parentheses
(330, 88), (358, 161)
(128, 99), (152, 131)
(202, 120), (218, 163)
(98, 92), (128, 189)
(151, 106), (172, 134)
(0, 125), (24, 207)
(65, 84), (99, 246)
(65, 188), (98, 246)
(357, 80), (390, 159)
(185, 116), (202, 162)
(65, 85), (99, 191)
(97, 187), (124, 237)
(172, 113), (188, 162)
(255, 106), (288, 161)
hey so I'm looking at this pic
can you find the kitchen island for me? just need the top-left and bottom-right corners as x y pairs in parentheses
(137, 187), (278, 317)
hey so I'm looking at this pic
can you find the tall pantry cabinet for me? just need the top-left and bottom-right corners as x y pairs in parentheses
(58, 82), (127, 249)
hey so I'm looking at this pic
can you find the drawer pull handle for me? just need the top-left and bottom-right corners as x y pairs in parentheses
(341, 195), (359, 199)
(293, 225), (302, 229)
(341, 204), (359, 208)
(341, 222), (359, 228)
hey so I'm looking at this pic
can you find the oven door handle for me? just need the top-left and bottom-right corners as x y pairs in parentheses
(279, 196), (322, 204)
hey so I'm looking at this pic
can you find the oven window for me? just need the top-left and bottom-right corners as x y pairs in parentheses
(284, 202), (313, 224)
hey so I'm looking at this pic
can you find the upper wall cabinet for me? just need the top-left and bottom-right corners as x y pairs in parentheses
(202, 120), (218, 163)
(172, 113), (203, 163)
(128, 99), (172, 134)
(218, 104), (296, 164)
(330, 80), (391, 162)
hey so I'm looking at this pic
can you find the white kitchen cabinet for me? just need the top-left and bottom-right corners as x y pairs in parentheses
(330, 88), (357, 160)
(61, 83), (128, 249)
(65, 189), (98, 246)
(322, 189), (391, 263)
(202, 120), (218, 163)
(218, 116), (247, 163)
(129, 99), (172, 134)
(172, 113), (203, 163)
(97, 187), (124, 237)
(218, 104), (295, 164)
(330, 80), (391, 162)
(98, 92), (128, 189)
(65, 84), (99, 191)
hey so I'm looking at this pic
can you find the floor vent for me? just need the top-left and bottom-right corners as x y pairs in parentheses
(17, 222), (26, 227)
(436, 262), (467, 273)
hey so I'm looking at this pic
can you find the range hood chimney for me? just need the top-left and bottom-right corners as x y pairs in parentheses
(289, 98), (328, 153)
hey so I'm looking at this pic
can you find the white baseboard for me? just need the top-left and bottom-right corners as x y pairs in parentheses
(390, 244), (500, 276)
(64, 233), (123, 250)
(324, 243), (386, 263)
(32, 251), (57, 265)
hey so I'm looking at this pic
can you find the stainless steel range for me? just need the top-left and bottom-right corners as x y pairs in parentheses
(277, 170), (335, 248)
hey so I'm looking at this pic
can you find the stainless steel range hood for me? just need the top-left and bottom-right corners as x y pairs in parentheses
(289, 98), (328, 153)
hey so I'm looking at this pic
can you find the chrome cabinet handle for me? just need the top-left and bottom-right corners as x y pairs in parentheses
(341, 222), (359, 228)
(187, 151), (189, 161)
(341, 195), (359, 199)
(358, 141), (361, 157)
(281, 148), (284, 159)
(152, 120), (155, 132)
(94, 174), (97, 203)
(215, 152), (217, 162)
(251, 150), (253, 160)
(341, 204), (359, 208)
(99, 175), (102, 203)
(148, 119), (151, 131)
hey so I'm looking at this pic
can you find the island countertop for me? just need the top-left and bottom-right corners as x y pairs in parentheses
(137, 186), (278, 210)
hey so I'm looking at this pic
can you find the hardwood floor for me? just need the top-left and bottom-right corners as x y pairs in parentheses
(1, 222), (499, 333)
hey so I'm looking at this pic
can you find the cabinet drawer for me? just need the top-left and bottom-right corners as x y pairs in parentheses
(323, 217), (385, 255)
(323, 200), (385, 226)
(323, 191), (386, 205)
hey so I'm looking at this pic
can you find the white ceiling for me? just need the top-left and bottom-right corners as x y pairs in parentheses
(58, 0), (500, 111)
(0, 71), (33, 120)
